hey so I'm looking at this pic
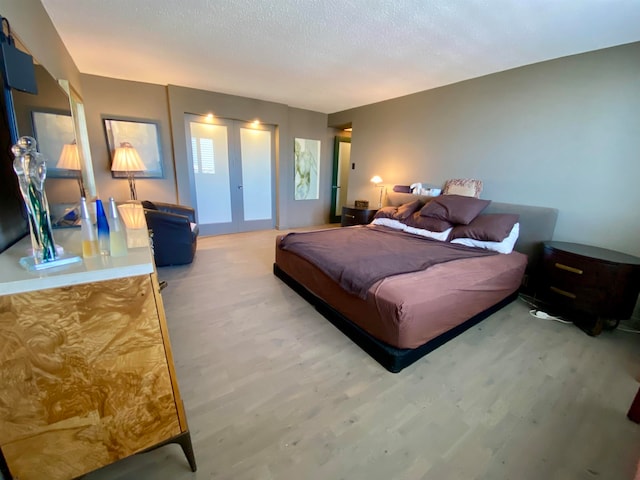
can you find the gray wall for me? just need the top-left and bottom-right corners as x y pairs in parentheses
(0, 0), (82, 96)
(329, 42), (640, 258)
(286, 107), (337, 227)
(167, 85), (335, 229)
(0, 2), (337, 230)
(80, 74), (177, 203)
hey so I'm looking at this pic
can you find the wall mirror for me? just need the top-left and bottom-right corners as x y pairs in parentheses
(9, 35), (95, 204)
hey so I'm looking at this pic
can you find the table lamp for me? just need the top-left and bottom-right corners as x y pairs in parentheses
(111, 142), (146, 200)
(371, 175), (384, 208)
(57, 140), (86, 198)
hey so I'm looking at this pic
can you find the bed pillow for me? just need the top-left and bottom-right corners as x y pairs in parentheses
(393, 200), (421, 220)
(419, 194), (490, 225)
(373, 206), (397, 219)
(405, 225), (453, 241)
(371, 217), (407, 231)
(404, 211), (453, 232)
(449, 214), (520, 242)
(442, 179), (483, 198)
(450, 223), (520, 254)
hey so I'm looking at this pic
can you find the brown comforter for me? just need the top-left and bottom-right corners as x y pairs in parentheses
(279, 225), (497, 299)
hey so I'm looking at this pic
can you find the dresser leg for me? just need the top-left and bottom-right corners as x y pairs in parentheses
(0, 449), (13, 479)
(138, 430), (197, 472)
(175, 431), (197, 472)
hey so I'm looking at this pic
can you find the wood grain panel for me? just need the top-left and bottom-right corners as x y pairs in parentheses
(150, 271), (189, 432)
(0, 275), (181, 480)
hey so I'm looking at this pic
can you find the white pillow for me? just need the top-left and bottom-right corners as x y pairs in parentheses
(450, 223), (520, 254)
(371, 218), (407, 231)
(405, 225), (452, 242)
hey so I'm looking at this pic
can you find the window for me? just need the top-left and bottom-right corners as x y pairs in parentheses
(191, 137), (215, 174)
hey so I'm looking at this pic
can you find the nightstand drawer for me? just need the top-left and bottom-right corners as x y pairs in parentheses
(341, 206), (377, 227)
(540, 241), (640, 322)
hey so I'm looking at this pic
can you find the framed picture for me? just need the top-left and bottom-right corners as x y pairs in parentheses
(103, 117), (163, 178)
(31, 110), (77, 178)
(294, 138), (320, 200)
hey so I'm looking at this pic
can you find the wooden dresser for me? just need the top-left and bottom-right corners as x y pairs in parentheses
(0, 224), (195, 479)
(341, 206), (378, 227)
(540, 241), (640, 335)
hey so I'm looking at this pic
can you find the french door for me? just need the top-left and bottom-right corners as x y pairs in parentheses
(186, 114), (275, 235)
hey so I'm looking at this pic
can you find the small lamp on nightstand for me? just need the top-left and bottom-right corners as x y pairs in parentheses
(371, 175), (384, 208)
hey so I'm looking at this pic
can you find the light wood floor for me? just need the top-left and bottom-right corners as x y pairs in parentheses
(86, 228), (640, 480)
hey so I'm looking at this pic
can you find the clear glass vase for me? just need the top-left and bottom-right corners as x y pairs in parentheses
(12, 136), (57, 263)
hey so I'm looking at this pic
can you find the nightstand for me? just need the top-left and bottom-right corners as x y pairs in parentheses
(341, 206), (378, 227)
(540, 241), (640, 336)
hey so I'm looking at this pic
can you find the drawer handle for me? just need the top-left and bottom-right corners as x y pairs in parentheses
(345, 214), (355, 219)
(550, 286), (577, 299)
(554, 263), (583, 275)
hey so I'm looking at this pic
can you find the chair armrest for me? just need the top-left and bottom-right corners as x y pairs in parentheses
(144, 209), (196, 244)
(151, 202), (196, 223)
(144, 208), (189, 225)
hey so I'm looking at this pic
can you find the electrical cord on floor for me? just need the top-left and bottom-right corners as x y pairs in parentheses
(618, 326), (640, 334)
(520, 292), (640, 333)
(519, 294), (572, 325)
(518, 293), (539, 309)
(618, 327), (640, 334)
(528, 309), (573, 324)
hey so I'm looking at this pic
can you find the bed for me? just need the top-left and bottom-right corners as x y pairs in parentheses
(274, 192), (558, 372)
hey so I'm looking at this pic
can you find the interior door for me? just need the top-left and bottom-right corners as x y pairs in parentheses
(186, 114), (275, 235)
(330, 136), (351, 223)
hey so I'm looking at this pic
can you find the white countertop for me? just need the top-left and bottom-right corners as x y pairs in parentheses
(0, 227), (154, 296)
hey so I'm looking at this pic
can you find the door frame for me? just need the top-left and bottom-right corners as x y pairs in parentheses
(184, 114), (276, 235)
(330, 136), (351, 224)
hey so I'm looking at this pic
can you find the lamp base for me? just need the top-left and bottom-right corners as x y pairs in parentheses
(127, 174), (138, 201)
(378, 186), (384, 208)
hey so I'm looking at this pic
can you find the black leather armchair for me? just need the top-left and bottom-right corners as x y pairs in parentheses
(141, 201), (198, 267)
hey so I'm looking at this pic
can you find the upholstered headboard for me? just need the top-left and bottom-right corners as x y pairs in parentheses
(386, 192), (559, 270)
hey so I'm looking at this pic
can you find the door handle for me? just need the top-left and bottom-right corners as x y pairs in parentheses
(332, 185), (341, 189)
(238, 185), (243, 189)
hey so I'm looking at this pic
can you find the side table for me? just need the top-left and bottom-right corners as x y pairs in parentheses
(341, 206), (378, 227)
(540, 241), (640, 336)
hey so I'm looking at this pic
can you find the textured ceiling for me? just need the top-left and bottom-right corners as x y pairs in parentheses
(39, 0), (640, 114)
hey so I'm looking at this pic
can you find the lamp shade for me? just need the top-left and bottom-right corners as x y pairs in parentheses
(370, 175), (383, 185)
(111, 142), (145, 172)
(118, 203), (146, 229)
(57, 142), (81, 170)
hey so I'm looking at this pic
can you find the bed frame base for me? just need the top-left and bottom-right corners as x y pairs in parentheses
(274, 263), (518, 373)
